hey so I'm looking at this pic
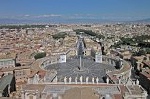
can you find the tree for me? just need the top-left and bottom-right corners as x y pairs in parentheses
(34, 52), (46, 60)
(74, 29), (105, 39)
(0, 25), (47, 29)
(120, 37), (136, 45)
(52, 32), (67, 39)
(133, 50), (146, 56)
(145, 48), (150, 54)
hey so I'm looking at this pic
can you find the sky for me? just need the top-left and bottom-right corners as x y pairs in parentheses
(0, 0), (150, 22)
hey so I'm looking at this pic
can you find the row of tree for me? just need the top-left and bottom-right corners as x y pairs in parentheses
(112, 35), (150, 56)
(114, 35), (150, 48)
(133, 48), (150, 56)
(74, 29), (105, 39)
(0, 25), (57, 29)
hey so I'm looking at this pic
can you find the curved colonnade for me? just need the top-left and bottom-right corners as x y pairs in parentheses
(38, 55), (131, 84)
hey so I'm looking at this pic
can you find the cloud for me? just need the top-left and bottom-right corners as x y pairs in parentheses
(1, 14), (149, 22)
(24, 15), (30, 17)
(34, 14), (62, 18)
(7, 14), (63, 19)
(65, 14), (99, 19)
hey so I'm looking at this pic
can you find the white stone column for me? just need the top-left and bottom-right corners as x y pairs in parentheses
(92, 77), (95, 84)
(64, 77), (67, 84)
(96, 77), (99, 84)
(80, 76), (83, 84)
(86, 77), (89, 84)
(136, 79), (139, 85)
(75, 77), (78, 84)
(79, 56), (82, 69)
(106, 77), (109, 84)
(120, 59), (123, 66)
(69, 77), (72, 84)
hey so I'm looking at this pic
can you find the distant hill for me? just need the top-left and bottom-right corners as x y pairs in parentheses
(0, 18), (150, 24)
(134, 18), (150, 23)
(0, 18), (116, 24)
(64, 18), (114, 24)
(0, 18), (32, 24)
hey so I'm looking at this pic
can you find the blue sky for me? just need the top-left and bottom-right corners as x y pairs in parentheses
(0, 0), (150, 21)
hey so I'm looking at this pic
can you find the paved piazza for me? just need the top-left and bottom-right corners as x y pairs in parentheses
(44, 56), (115, 83)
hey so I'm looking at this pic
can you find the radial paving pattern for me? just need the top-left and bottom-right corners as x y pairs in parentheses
(44, 57), (115, 83)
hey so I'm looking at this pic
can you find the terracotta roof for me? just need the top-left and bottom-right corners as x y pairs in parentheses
(0, 72), (4, 76)
(37, 70), (46, 78)
(140, 70), (150, 79)
(28, 70), (39, 78)
(0, 53), (16, 59)
(143, 61), (150, 67)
